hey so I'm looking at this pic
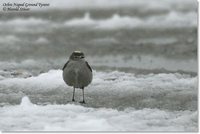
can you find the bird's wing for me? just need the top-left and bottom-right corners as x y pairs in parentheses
(85, 61), (92, 72)
(62, 61), (69, 70)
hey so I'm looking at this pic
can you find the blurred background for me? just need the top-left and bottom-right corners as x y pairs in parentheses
(0, 0), (198, 77)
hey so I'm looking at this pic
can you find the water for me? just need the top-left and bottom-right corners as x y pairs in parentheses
(0, 0), (198, 131)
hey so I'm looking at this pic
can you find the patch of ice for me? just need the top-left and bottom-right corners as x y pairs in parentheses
(20, 96), (36, 108)
(65, 13), (96, 26)
(0, 70), (64, 91)
(89, 37), (119, 45)
(135, 37), (178, 45)
(0, 35), (20, 44)
(0, 18), (51, 33)
(2, 18), (49, 26)
(0, 98), (197, 131)
(0, 59), (52, 71)
(34, 37), (49, 44)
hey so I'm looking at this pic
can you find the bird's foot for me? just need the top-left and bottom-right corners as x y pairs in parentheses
(72, 99), (75, 102)
(79, 100), (86, 104)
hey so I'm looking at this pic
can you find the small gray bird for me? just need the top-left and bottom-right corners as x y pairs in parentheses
(62, 51), (92, 103)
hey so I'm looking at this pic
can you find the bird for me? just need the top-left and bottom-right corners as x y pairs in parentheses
(62, 51), (93, 103)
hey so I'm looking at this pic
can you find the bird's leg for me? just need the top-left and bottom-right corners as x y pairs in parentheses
(82, 88), (85, 103)
(80, 87), (85, 104)
(72, 87), (75, 102)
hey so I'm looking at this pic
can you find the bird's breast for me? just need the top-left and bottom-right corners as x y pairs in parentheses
(62, 60), (92, 88)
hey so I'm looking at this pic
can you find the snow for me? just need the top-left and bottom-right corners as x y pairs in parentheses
(34, 37), (49, 45)
(0, 70), (197, 131)
(135, 37), (178, 46)
(64, 12), (197, 29)
(0, 70), (197, 93)
(2, 18), (50, 26)
(0, 70), (197, 111)
(0, 11), (197, 33)
(88, 55), (197, 73)
(0, 54), (197, 74)
(20, 96), (36, 108)
(0, 96), (197, 131)
(0, 35), (20, 44)
(65, 13), (96, 27)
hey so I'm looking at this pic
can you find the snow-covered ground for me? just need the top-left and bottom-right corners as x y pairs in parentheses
(0, 96), (197, 131)
(0, 70), (197, 131)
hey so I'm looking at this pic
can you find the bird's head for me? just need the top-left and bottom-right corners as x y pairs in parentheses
(70, 51), (85, 60)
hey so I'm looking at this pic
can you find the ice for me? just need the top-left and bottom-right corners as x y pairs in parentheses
(0, 97), (197, 131)
(0, 59), (55, 74)
(89, 37), (118, 46)
(135, 37), (178, 46)
(0, 70), (197, 111)
(64, 12), (197, 29)
(0, 54), (197, 76)
(0, 35), (21, 50)
(0, 70), (64, 91)
(65, 13), (96, 26)
(88, 55), (197, 73)
(0, 18), (49, 26)
(0, 35), (20, 44)
(59, 11), (193, 30)
(34, 37), (49, 45)
(0, 69), (197, 131)
(0, 11), (197, 33)
(0, 18), (51, 33)
(20, 96), (36, 108)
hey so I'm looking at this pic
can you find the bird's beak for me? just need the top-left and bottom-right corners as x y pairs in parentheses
(74, 56), (84, 59)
